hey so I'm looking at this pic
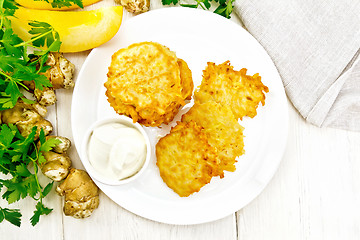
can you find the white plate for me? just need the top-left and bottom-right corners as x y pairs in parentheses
(71, 7), (288, 225)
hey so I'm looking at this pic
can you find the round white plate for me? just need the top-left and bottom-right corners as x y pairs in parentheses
(71, 7), (288, 225)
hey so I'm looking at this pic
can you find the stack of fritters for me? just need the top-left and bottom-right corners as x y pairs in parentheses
(105, 42), (193, 127)
(156, 61), (269, 197)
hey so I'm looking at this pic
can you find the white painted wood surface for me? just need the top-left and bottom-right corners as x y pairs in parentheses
(1, 0), (360, 239)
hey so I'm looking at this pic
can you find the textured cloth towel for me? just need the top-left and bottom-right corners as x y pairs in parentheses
(233, 0), (360, 131)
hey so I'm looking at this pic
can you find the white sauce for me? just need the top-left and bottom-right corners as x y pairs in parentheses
(88, 122), (147, 181)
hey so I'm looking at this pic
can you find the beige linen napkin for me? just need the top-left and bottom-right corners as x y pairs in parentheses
(233, 0), (360, 131)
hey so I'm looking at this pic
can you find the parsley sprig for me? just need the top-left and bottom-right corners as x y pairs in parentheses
(0, 124), (61, 226)
(162, 0), (235, 19)
(0, 0), (65, 227)
(0, 0), (62, 111)
(0, 206), (21, 226)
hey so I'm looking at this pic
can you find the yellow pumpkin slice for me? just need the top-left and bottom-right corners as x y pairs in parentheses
(15, 0), (102, 10)
(11, 6), (123, 53)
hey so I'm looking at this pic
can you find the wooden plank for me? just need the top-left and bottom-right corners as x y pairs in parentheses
(236, 104), (360, 240)
(0, 102), (63, 239)
(61, 194), (236, 240)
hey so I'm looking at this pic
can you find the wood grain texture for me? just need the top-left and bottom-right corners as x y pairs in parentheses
(1, 0), (360, 239)
(237, 105), (360, 240)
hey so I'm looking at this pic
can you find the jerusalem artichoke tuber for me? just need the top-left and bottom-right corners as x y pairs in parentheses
(24, 52), (75, 106)
(56, 169), (100, 218)
(1, 100), (52, 139)
(115, 0), (149, 14)
(37, 136), (72, 181)
(39, 151), (72, 181)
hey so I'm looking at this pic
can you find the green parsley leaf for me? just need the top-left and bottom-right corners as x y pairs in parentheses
(39, 137), (62, 152)
(0, 0), (17, 20)
(213, 0), (234, 19)
(1, 28), (24, 58)
(0, 54), (23, 73)
(24, 174), (39, 199)
(46, 0), (84, 8)
(162, 0), (178, 5)
(180, 4), (197, 8)
(30, 202), (52, 226)
(2, 0), (18, 11)
(163, 0), (234, 18)
(5, 80), (22, 106)
(0, 207), (22, 227)
(42, 182), (54, 197)
(0, 3), (61, 110)
(15, 164), (31, 177)
(0, 124), (54, 226)
(39, 128), (46, 145)
(28, 21), (58, 48)
(1, 179), (28, 204)
(37, 152), (46, 165)
(38, 130), (61, 164)
(0, 124), (16, 148)
(202, 0), (211, 10)
(0, 0), (68, 227)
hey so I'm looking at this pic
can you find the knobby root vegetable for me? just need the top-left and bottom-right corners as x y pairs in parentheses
(34, 88), (57, 106)
(47, 136), (71, 154)
(0, 52), (99, 219)
(38, 136), (72, 182)
(44, 52), (75, 89)
(114, 0), (149, 14)
(40, 151), (72, 181)
(0, 100), (52, 139)
(0, 51), (100, 220)
(1, 100), (73, 182)
(24, 52), (75, 106)
(56, 168), (100, 219)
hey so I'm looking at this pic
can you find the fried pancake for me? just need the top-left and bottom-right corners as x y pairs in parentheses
(181, 101), (244, 177)
(194, 61), (269, 119)
(156, 121), (220, 197)
(105, 42), (193, 126)
(137, 59), (194, 126)
(178, 58), (193, 100)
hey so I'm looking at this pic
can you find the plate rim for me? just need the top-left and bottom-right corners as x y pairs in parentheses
(71, 7), (289, 225)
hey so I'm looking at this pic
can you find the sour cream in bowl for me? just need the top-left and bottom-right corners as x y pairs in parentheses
(81, 116), (151, 185)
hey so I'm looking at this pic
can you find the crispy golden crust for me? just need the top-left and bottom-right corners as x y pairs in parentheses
(181, 101), (244, 177)
(156, 121), (220, 197)
(154, 60), (268, 197)
(105, 42), (193, 127)
(178, 58), (194, 100)
(194, 61), (269, 119)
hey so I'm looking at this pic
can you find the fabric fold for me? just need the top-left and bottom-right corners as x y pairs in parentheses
(233, 0), (360, 131)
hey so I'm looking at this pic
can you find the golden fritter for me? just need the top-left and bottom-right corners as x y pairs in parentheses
(194, 61), (269, 119)
(105, 42), (193, 127)
(137, 58), (194, 126)
(178, 58), (193, 100)
(156, 121), (220, 197)
(181, 101), (244, 177)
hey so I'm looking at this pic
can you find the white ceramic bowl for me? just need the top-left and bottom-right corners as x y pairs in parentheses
(80, 116), (151, 185)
